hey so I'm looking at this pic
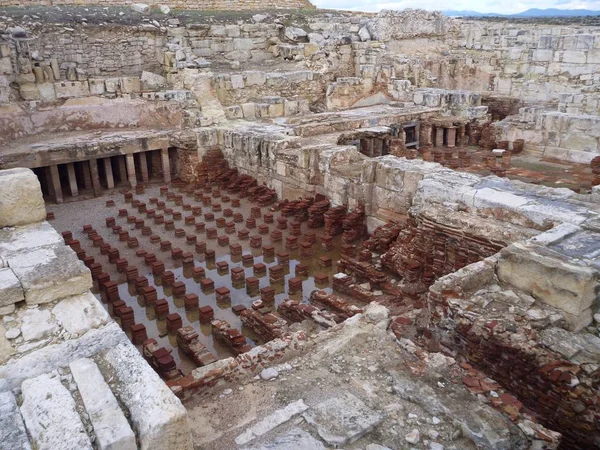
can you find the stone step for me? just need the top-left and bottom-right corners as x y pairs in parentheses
(20, 372), (93, 450)
(99, 342), (192, 450)
(70, 358), (136, 450)
(0, 391), (31, 450)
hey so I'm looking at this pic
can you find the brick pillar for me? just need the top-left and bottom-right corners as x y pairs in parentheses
(49, 164), (63, 204)
(116, 155), (127, 185)
(447, 127), (457, 148)
(139, 152), (149, 182)
(126, 154), (137, 188)
(103, 158), (115, 190)
(458, 124), (466, 147)
(66, 162), (78, 197)
(434, 127), (444, 147)
(89, 160), (102, 197)
(161, 148), (171, 183)
(81, 161), (93, 190)
(420, 122), (432, 148)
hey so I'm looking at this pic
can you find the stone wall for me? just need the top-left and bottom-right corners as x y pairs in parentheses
(0, 0), (315, 9)
(493, 107), (600, 163)
(8, 24), (165, 78)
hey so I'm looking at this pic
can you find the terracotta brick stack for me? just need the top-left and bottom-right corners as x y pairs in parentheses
(341, 206), (366, 243)
(323, 206), (346, 236)
(307, 199), (330, 228)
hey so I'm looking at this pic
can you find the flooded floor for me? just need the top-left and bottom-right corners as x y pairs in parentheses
(49, 181), (358, 374)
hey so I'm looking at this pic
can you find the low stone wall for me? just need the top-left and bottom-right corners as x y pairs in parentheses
(0, 0), (315, 9)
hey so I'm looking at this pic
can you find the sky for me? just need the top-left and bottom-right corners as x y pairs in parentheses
(311, 0), (600, 14)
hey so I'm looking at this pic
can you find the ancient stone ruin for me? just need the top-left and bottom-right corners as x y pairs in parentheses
(0, 3), (599, 450)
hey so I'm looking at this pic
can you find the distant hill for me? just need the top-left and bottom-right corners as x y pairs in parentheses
(444, 8), (600, 17)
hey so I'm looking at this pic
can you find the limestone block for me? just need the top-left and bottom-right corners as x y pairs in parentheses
(256, 103), (270, 118)
(0, 269), (23, 309)
(37, 83), (56, 102)
(304, 43), (319, 57)
(21, 373), (93, 450)
(241, 103), (256, 119)
(588, 49), (600, 64)
(105, 78), (120, 93)
(284, 100), (299, 116)
(54, 80), (89, 99)
(19, 83), (40, 101)
(0, 57), (12, 75)
(225, 106), (243, 119)
(140, 71), (167, 91)
(563, 51), (586, 64)
(235, 400), (309, 445)
(268, 103), (284, 117)
(497, 243), (598, 327)
(234, 38), (254, 51)
(0, 322), (127, 392)
(101, 342), (192, 450)
(0, 169), (45, 228)
(89, 78), (106, 95)
(120, 77), (141, 94)
(7, 244), (92, 305)
(70, 358), (136, 450)
(20, 308), (57, 341)
(532, 49), (553, 62)
(52, 292), (110, 336)
(0, 392), (31, 450)
(0, 222), (63, 259)
(303, 392), (385, 446)
(225, 25), (241, 38)
(231, 74), (245, 89)
(0, 323), (14, 363)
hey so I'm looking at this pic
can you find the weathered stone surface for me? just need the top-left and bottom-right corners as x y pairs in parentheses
(497, 242), (598, 328)
(303, 392), (385, 446)
(21, 373), (93, 450)
(141, 71), (167, 90)
(235, 399), (309, 445)
(52, 292), (110, 336)
(7, 243), (92, 305)
(0, 324), (14, 364)
(0, 322), (127, 392)
(244, 427), (326, 450)
(20, 308), (57, 341)
(0, 268), (23, 308)
(0, 391), (31, 450)
(101, 342), (192, 450)
(0, 168), (45, 228)
(70, 358), (136, 450)
(0, 221), (64, 258)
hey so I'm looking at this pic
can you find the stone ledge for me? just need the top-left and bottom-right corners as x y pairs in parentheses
(100, 342), (193, 450)
(70, 358), (136, 450)
(20, 372), (93, 450)
(7, 243), (92, 305)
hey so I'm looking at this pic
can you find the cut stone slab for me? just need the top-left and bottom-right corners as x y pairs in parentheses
(0, 168), (46, 228)
(0, 268), (23, 308)
(302, 392), (385, 447)
(235, 399), (309, 445)
(70, 358), (136, 450)
(0, 391), (31, 450)
(7, 243), (92, 305)
(52, 292), (110, 336)
(20, 308), (57, 341)
(100, 342), (192, 450)
(0, 221), (64, 258)
(244, 427), (326, 450)
(0, 322), (127, 392)
(20, 373), (93, 450)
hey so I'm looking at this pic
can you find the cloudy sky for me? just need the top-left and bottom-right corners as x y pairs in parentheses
(311, 0), (600, 14)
